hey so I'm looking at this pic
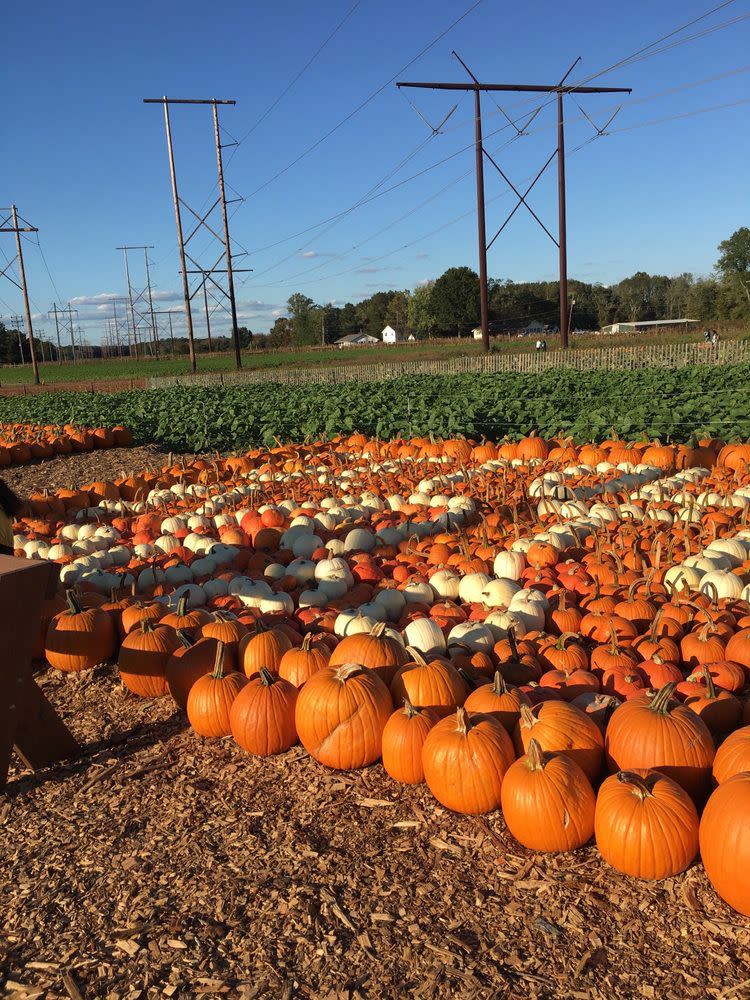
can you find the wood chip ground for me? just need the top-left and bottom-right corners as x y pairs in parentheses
(3, 666), (750, 999)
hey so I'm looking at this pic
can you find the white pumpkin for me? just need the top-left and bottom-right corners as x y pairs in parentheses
(493, 550), (525, 581)
(484, 609), (528, 641)
(508, 589), (547, 630)
(400, 579), (435, 606)
(480, 578), (521, 609)
(402, 617), (446, 655)
(447, 621), (494, 653)
(699, 570), (744, 600)
(429, 569), (461, 600)
(334, 610), (376, 637)
(372, 588), (406, 621)
(458, 572), (491, 605)
(170, 583), (207, 608)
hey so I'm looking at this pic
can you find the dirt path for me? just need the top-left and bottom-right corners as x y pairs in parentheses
(2, 665), (749, 999)
(2, 446), (172, 496)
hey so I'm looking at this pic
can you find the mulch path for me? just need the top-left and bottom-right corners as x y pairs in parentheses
(3, 666), (750, 1000)
(2, 447), (174, 497)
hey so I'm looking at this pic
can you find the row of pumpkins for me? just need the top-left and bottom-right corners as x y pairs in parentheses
(0, 421), (132, 466)
(22, 431), (750, 922)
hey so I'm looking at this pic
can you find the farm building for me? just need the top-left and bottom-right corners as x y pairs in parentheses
(334, 332), (379, 348)
(523, 320), (545, 335)
(381, 324), (404, 343)
(601, 318), (698, 335)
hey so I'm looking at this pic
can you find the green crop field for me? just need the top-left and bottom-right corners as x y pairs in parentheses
(2, 365), (748, 453)
(1, 327), (745, 387)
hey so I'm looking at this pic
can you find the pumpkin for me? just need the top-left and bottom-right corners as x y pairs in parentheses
(513, 701), (604, 784)
(121, 599), (165, 635)
(421, 707), (514, 814)
(278, 633), (331, 687)
(712, 726), (750, 784)
(44, 591), (116, 672)
(295, 662), (393, 769)
(161, 595), (212, 632)
(165, 632), (219, 710)
(328, 621), (409, 685)
(390, 648), (466, 718)
(381, 700), (439, 784)
(595, 769), (699, 879)
(187, 641), (248, 738)
(118, 621), (180, 698)
(463, 671), (530, 732)
(604, 683), (715, 802)
(239, 621), (293, 677)
(230, 667), (298, 755)
(500, 738), (595, 852)
(683, 666), (742, 735)
(699, 774), (750, 915)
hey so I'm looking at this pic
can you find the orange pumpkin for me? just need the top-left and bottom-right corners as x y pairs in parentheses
(381, 700), (439, 784)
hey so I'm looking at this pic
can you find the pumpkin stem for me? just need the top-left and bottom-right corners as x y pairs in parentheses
(371, 621), (387, 639)
(519, 703), (535, 728)
(491, 670), (507, 696)
(403, 698), (418, 718)
(65, 589), (83, 615)
(175, 628), (195, 650)
(648, 682), (677, 714)
(334, 662), (363, 682)
(210, 641), (226, 678)
(176, 595), (188, 618)
(701, 664), (718, 701)
(525, 738), (545, 771)
(141, 619), (155, 634)
(405, 646), (428, 667)
(300, 633), (313, 651)
(617, 770), (654, 800)
(454, 706), (469, 735)
(259, 666), (276, 687)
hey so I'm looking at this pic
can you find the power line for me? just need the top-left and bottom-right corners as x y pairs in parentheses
(242, 0), (484, 201)
(235, 0), (364, 143)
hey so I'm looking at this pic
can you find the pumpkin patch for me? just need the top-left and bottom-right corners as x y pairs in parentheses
(9, 426), (750, 918)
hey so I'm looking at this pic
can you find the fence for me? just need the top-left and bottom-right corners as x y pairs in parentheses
(148, 338), (750, 389)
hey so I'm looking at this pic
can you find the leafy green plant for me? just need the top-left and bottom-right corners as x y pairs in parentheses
(1, 364), (748, 452)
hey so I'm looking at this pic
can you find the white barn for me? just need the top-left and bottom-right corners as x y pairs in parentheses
(381, 325), (404, 344)
(335, 333), (379, 348)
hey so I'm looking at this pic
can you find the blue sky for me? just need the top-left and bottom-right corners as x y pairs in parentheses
(2, 0), (749, 342)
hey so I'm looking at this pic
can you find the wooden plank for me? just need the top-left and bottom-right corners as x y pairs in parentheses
(0, 556), (80, 789)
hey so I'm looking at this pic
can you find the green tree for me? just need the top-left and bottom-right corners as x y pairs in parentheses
(384, 290), (410, 333)
(407, 282), (437, 339)
(431, 266), (480, 336)
(266, 316), (293, 349)
(716, 227), (750, 316)
(287, 292), (318, 345)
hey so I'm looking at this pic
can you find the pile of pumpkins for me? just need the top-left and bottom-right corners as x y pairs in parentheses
(17, 430), (750, 917)
(0, 421), (132, 466)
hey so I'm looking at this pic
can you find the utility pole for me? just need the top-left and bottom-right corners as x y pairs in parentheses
(153, 309), (179, 356)
(10, 314), (25, 364)
(143, 97), (252, 372)
(212, 100), (241, 370)
(66, 304), (78, 362)
(398, 58), (630, 350)
(0, 206), (40, 382)
(144, 249), (159, 357)
(49, 304), (64, 363)
(201, 276), (213, 352)
(117, 247), (141, 361)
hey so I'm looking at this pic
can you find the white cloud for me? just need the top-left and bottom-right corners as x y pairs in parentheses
(300, 251), (318, 258)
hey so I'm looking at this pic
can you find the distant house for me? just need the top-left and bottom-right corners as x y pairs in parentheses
(471, 321), (514, 340)
(335, 332), (380, 348)
(601, 318), (698, 335)
(381, 324), (404, 344)
(523, 320), (545, 336)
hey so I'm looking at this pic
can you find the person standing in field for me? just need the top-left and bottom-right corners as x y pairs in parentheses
(0, 479), (22, 555)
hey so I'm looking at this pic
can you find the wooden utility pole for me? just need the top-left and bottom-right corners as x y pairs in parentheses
(202, 276), (214, 352)
(49, 304), (63, 363)
(143, 97), (251, 372)
(66, 304), (78, 362)
(212, 100), (241, 370)
(0, 206), (40, 383)
(398, 57), (631, 350)
(144, 248), (159, 357)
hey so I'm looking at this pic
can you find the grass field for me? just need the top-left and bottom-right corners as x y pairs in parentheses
(2, 327), (746, 386)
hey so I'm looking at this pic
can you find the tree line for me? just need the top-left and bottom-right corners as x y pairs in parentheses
(268, 226), (750, 346)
